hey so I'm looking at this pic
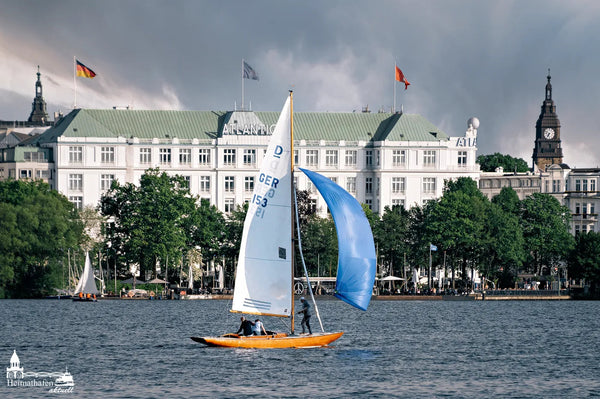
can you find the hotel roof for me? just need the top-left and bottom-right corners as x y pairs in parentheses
(33, 108), (449, 144)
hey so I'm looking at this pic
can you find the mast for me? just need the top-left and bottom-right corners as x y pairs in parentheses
(289, 90), (295, 334)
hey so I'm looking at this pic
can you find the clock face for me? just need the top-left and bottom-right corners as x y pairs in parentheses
(544, 128), (555, 139)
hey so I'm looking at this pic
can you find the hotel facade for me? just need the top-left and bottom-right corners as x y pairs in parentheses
(17, 107), (480, 215)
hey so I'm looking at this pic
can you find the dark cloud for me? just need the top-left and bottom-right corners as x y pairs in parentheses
(1, 0), (599, 166)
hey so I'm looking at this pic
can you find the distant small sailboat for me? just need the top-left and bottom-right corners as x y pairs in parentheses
(191, 92), (376, 348)
(72, 252), (99, 302)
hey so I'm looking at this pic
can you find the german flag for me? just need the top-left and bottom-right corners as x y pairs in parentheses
(76, 60), (96, 78)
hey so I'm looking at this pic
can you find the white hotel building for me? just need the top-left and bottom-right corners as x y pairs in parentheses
(9, 106), (480, 215)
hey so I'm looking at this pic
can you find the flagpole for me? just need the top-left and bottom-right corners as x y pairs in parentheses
(393, 63), (397, 113)
(73, 56), (77, 109)
(241, 58), (245, 110)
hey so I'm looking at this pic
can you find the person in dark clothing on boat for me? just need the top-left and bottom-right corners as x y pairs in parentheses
(298, 297), (312, 334)
(236, 316), (255, 336)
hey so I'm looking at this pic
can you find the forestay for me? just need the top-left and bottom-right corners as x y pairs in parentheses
(300, 168), (376, 311)
(231, 97), (293, 317)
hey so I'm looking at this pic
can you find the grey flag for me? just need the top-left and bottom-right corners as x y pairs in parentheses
(243, 61), (259, 80)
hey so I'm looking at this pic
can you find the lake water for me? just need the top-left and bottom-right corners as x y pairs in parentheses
(1, 299), (599, 398)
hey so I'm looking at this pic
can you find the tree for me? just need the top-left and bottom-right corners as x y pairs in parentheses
(477, 153), (529, 173)
(0, 180), (83, 298)
(100, 168), (199, 280)
(492, 186), (521, 215)
(374, 206), (410, 278)
(423, 178), (489, 289)
(568, 232), (600, 294)
(481, 202), (525, 288)
(520, 193), (574, 275)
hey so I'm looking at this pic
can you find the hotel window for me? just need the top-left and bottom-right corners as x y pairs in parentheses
(245, 176), (254, 192)
(591, 203), (596, 215)
(325, 150), (338, 167)
(392, 199), (405, 209)
(199, 176), (210, 192)
(69, 174), (83, 191)
(101, 174), (115, 191)
(365, 177), (373, 194)
(545, 180), (550, 193)
(198, 149), (211, 165)
(392, 150), (406, 167)
(575, 203), (580, 214)
(19, 169), (32, 179)
(36, 170), (49, 179)
(223, 149), (236, 166)
(583, 180), (588, 192)
(243, 149), (256, 166)
(552, 180), (560, 192)
(179, 148), (191, 165)
(101, 146), (115, 163)
(139, 148), (151, 164)
(365, 199), (373, 210)
(224, 176), (235, 192)
(308, 199), (317, 214)
(591, 180), (597, 192)
(182, 176), (191, 189)
(423, 177), (436, 193)
(392, 177), (405, 194)
(159, 148), (171, 165)
(346, 177), (356, 193)
(423, 150), (436, 167)
(458, 151), (467, 167)
(24, 152), (45, 162)
(345, 150), (357, 167)
(575, 179), (581, 191)
(69, 196), (83, 210)
(330, 177), (338, 184)
(376, 150), (380, 166)
(294, 150), (298, 165)
(69, 146), (83, 164)
(365, 150), (373, 167)
(306, 150), (318, 167)
(224, 198), (235, 213)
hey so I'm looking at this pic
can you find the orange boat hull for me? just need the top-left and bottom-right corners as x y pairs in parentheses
(191, 332), (343, 348)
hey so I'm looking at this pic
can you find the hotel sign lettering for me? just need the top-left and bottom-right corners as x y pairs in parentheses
(222, 123), (276, 136)
(455, 137), (477, 147)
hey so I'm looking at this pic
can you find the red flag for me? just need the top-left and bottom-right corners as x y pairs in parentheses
(395, 66), (410, 90)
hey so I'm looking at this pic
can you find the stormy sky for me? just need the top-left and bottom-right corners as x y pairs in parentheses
(1, 0), (599, 168)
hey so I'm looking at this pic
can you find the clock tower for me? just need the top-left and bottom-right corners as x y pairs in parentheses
(532, 70), (563, 171)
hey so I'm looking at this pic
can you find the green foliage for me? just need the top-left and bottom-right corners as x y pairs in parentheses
(477, 153), (529, 173)
(0, 180), (83, 298)
(100, 168), (225, 281)
(568, 232), (600, 292)
(520, 193), (574, 274)
(374, 206), (410, 276)
(492, 187), (521, 215)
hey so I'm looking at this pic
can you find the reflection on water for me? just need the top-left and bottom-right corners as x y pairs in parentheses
(0, 299), (599, 398)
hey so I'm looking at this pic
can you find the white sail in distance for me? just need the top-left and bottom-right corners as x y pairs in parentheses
(74, 252), (99, 295)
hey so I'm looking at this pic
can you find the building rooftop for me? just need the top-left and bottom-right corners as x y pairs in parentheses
(32, 108), (450, 144)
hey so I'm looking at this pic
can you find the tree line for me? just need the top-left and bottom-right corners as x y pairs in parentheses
(1, 169), (599, 298)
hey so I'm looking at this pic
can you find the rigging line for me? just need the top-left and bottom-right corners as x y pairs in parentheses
(293, 185), (325, 333)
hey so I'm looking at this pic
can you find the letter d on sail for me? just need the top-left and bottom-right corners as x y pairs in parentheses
(274, 145), (283, 159)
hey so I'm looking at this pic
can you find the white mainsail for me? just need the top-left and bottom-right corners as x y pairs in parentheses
(231, 96), (292, 317)
(74, 252), (99, 295)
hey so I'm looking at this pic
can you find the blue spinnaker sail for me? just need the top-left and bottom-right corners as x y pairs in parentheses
(300, 168), (376, 311)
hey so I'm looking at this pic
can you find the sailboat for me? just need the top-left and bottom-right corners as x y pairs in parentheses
(191, 92), (376, 348)
(72, 251), (99, 302)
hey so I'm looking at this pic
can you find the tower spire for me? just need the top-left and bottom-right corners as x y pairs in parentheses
(28, 66), (49, 125)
